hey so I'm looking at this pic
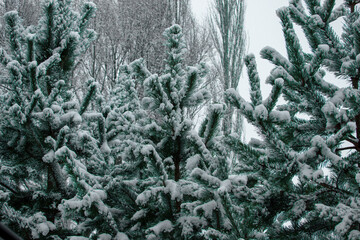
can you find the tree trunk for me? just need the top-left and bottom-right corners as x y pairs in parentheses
(174, 136), (182, 213)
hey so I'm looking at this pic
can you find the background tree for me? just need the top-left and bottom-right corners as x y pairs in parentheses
(71, 0), (212, 99)
(209, 0), (247, 136)
(0, 0), (213, 100)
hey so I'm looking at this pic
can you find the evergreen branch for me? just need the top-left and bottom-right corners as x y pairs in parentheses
(245, 54), (262, 106)
(318, 182), (352, 195)
(322, 0), (336, 22)
(266, 66), (299, 87)
(0, 180), (18, 194)
(1, 203), (28, 229)
(24, 90), (41, 121)
(130, 58), (151, 82)
(204, 104), (224, 146)
(79, 2), (96, 37)
(190, 168), (220, 189)
(0, 48), (11, 66)
(82, 113), (107, 150)
(219, 194), (242, 238)
(198, 118), (208, 138)
(47, 80), (65, 105)
(187, 131), (215, 169)
(180, 67), (198, 106)
(263, 78), (284, 112)
(59, 32), (79, 72)
(224, 134), (263, 161)
(225, 88), (254, 121)
(305, 0), (321, 14)
(277, 7), (305, 79)
(270, 217), (334, 239)
(55, 126), (69, 150)
(144, 74), (169, 111)
(79, 81), (96, 115)
(36, 1), (55, 64)
(36, 53), (61, 81)
(28, 61), (37, 92)
(141, 145), (168, 181)
(260, 47), (291, 70)
(308, 45), (329, 77)
(335, 146), (357, 152)
(26, 34), (35, 63)
(4, 11), (23, 62)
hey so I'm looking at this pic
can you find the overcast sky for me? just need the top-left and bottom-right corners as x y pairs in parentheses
(191, 0), (345, 141)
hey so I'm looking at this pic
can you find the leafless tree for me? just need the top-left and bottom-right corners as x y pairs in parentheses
(75, 0), (212, 98)
(0, 0), (213, 99)
(75, 0), (173, 97)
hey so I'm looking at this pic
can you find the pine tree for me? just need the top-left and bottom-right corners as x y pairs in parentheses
(225, 0), (360, 239)
(102, 24), (251, 239)
(0, 1), (114, 239)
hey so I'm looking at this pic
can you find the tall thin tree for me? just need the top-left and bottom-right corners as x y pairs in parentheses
(209, 0), (246, 135)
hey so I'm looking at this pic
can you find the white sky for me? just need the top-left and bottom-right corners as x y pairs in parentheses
(191, 0), (345, 141)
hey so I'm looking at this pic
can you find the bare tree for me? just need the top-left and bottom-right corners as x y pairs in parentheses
(0, 0), (212, 99)
(74, 0), (127, 96)
(74, 0), (212, 98)
(167, 0), (191, 25)
(209, 0), (246, 135)
(75, 0), (174, 97)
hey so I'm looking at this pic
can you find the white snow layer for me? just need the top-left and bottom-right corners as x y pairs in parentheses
(115, 232), (130, 240)
(149, 220), (173, 235)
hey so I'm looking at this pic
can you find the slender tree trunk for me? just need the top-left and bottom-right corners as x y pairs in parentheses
(222, 107), (233, 135)
(351, 77), (360, 140)
(174, 136), (182, 213)
(47, 165), (56, 192)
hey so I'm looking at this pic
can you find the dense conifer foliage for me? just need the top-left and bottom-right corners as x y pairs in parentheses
(1, 0), (360, 239)
(0, 0), (103, 238)
(104, 24), (243, 239)
(226, 0), (360, 238)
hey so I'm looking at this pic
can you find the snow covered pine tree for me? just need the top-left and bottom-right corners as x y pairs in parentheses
(105, 24), (214, 239)
(225, 0), (360, 239)
(101, 25), (250, 239)
(4, 0), (360, 239)
(0, 0), (117, 239)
